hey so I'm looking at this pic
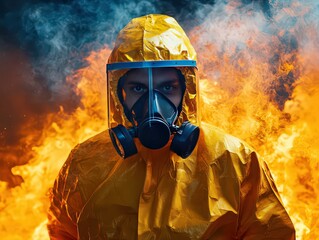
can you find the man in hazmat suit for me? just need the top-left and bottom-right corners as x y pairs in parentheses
(47, 14), (295, 240)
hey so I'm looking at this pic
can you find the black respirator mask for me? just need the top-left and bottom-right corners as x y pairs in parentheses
(107, 61), (199, 159)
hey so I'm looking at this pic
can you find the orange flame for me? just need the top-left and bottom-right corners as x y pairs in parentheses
(189, 3), (319, 238)
(0, 48), (111, 239)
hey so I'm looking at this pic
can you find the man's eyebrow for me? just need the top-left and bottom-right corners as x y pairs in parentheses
(126, 81), (147, 86)
(158, 79), (180, 85)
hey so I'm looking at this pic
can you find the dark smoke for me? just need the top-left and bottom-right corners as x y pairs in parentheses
(0, 0), (300, 187)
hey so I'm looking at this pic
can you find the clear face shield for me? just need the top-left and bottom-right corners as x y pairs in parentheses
(107, 60), (199, 159)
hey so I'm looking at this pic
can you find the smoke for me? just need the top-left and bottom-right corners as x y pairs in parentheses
(0, 0), (173, 186)
(0, 0), (237, 187)
(188, 0), (319, 148)
(191, 0), (306, 107)
(0, 0), (216, 143)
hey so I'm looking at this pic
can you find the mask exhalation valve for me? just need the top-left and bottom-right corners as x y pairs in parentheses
(137, 117), (171, 149)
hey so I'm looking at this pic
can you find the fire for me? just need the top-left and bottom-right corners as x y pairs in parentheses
(0, 48), (111, 239)
(1, 3), (318, 240)
(190, 3), (319, 238)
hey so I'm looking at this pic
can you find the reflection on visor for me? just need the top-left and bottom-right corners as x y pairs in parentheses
(107, 60), (196, 71)
(148, 67), (154, 121)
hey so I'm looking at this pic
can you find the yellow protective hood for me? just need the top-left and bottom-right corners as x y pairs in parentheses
(107, 14), (198, 129)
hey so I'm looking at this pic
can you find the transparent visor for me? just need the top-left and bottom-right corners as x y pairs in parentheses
(106, 60), (197, 129)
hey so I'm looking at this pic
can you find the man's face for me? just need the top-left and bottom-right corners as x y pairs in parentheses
(121, 68), (183, 110)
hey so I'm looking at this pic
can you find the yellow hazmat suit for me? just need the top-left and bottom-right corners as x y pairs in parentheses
(47, 14), (295, 239)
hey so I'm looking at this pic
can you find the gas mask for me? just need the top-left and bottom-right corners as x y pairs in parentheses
(107, 60), (200, 159)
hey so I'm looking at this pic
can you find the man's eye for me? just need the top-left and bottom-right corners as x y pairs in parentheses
(132, 85), (146, 93)
(162, 85), (174, 92)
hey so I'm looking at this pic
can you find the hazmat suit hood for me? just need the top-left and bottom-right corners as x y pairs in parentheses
(107, 14), (199, 131)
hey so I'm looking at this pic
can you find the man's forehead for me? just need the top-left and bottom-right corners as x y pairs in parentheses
(126, 67), (179, 81)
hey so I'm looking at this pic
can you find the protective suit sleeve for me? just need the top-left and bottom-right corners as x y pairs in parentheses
(237, 152), (295, 239)
(47, 147), (83, 240)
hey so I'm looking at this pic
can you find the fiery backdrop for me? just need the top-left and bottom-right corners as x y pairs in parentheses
(0, 0), (318, 239)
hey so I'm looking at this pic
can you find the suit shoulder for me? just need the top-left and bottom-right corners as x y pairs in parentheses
(199, 122), (257, 165)
(60, 130), (121, 200)
(66, 130), (121, 166)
